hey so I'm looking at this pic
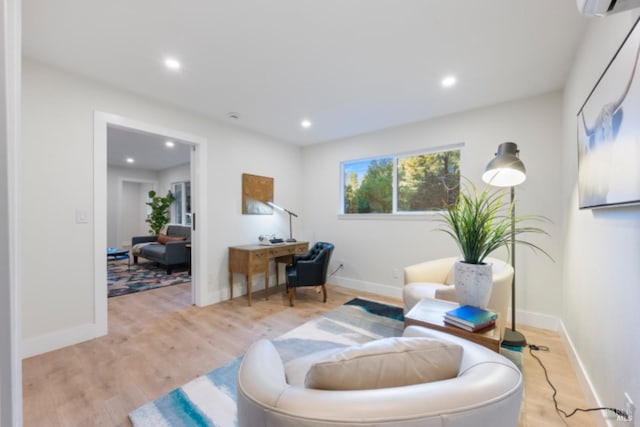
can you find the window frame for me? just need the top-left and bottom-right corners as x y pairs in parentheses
(339, 143), (463, 218)
(171, 180), (192, 226)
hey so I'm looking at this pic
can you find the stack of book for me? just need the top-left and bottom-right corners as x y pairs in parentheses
(444, 305), (497, 332)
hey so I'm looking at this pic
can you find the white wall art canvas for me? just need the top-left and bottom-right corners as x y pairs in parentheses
(577, 17), (640, 209)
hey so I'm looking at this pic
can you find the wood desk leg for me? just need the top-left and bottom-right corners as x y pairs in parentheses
(229, 271), (233, 300)
(265, 272), (269, 301)
(246, 275), (252, 306)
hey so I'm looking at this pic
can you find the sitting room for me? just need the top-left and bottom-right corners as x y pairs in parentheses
(2, 1), (640, 426)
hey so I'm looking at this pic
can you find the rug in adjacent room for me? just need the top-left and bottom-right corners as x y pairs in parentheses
(108, 259), (191, 298)
(128, 298), (405, 427)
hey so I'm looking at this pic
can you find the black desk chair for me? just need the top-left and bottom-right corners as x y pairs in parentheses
(286, 242), (334, 307)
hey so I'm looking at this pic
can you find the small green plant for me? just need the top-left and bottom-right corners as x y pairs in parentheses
(145, 190), (175, 235)
(438, 179), (550, 264)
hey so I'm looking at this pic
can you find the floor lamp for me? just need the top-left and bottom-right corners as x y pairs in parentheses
(267, 202), (298, 242)
(482, 142), (527, 347)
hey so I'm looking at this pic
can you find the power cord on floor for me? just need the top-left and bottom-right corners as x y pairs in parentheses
(528, 344), (630, 420)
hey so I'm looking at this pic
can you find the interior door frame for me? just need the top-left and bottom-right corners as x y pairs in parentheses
(94, 111), (208, 334)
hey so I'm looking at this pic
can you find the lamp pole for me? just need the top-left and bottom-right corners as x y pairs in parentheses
(503, 186), (526, 347)
(285, 209), (297, 242)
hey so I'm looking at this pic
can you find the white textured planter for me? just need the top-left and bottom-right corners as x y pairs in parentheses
(454, 260), (493, 308)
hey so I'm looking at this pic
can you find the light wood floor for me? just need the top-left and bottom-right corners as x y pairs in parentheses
(23, 282), (602, 427)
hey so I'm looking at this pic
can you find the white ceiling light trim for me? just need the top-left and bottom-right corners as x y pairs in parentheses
(164, 57), (181, 71)
(301, 119), (312, 128)
(441, 75), (457, 88)
(165, 140), (175, 148)
(126, 157), (135, 163)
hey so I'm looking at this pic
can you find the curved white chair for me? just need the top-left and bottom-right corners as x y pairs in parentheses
(403, 256), (514, 323)
(237, 326), (523, 427)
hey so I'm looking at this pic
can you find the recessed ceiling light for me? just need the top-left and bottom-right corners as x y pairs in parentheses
(165, 140), (175, 148)
(227, 112), (240, 120)
(441, 75), (457, 88)
(126, 157), (135, 164)
(301, 119), (312, 128)
(164, 57), (181, 71)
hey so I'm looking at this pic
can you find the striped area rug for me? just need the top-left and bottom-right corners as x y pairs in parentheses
(129, 298), (404, 427)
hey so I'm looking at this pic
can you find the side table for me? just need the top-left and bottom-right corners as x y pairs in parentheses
(404, 298), (502, 353)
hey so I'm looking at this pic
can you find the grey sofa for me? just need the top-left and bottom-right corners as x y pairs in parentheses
(131, 225), (191, 274)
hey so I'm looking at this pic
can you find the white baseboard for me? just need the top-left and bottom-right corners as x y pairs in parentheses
(516, 308), (562, 331)
(22, 322), (105, 359)
(558, 320), (610, 427)
(332, 275), (403, 300)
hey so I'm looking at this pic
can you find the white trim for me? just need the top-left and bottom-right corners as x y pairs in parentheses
(190, 139), (208, 306)
(559, 320), (609, 427)
(22, 323), (102, 359)
(94, 112), (210, 338)
(332, 276), (403, 300)
(515, 307), (562, 331)
(0, 0), (22, 424)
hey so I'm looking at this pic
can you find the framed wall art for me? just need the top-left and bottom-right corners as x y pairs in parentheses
(577, 17), (640, 209)
(242, 173), (274, 214)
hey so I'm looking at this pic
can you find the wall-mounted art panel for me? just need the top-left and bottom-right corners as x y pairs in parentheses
(242, 173), (274, 214)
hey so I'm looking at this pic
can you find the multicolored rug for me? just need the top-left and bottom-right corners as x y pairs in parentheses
(108, 259), (191, 298)
(128, 298), (405, 426)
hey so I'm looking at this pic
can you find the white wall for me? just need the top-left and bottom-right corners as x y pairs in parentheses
(21, 59), (302, 354)
(107, 165), (158, 247)
(159, 162), (190, 195)
(562, 11), (640, 420)
(121, 181), (147, 245)
(302, 92), (564, 323)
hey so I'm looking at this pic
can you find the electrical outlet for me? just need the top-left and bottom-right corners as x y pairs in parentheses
(625, 392), (635, 424)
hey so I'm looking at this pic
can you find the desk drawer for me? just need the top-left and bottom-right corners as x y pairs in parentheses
(249, 250), (269, 270)
(270, 244), (308, 258)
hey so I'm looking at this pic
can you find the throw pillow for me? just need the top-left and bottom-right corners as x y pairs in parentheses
(157, 234), (186, 245)
(304, 336), (462, 390)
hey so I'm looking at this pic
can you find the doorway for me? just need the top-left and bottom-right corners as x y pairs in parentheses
(94, 111), (208, 335)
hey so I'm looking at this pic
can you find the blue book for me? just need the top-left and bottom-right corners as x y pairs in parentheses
(444, 305), (497, 328)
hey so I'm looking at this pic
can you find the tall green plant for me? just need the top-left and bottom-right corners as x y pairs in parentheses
(145, 190), (175, 235)
(438, 180), (550, 264)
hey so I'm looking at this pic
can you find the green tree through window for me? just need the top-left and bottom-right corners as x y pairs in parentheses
(344, 158), (393, 213)
(398, 150), (460, 211)
(342, 147), (460, 214)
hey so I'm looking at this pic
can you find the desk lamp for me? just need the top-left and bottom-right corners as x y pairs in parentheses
(482, 142), (527, 347)
(267, 202), (298, 242)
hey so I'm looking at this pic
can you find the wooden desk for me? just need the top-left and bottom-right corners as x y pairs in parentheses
(228, 241), (309, 306)
(404, 298), (502, 352)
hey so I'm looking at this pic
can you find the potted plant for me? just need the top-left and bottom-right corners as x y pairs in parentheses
(438, 180), (549, 308)
(145, 190), (175, 235)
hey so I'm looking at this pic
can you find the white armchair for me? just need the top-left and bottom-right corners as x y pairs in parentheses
(237, 326), (523, 427)
(403, 256), (514, 324)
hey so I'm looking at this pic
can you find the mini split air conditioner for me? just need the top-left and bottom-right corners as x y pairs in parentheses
(577, 0), (640, 16)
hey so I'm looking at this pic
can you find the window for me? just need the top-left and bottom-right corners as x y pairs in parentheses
(341, 146), (460, 215)
(172, 181), (192, 225)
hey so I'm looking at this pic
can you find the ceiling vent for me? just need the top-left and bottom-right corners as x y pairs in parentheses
(577, 0), (640, 16)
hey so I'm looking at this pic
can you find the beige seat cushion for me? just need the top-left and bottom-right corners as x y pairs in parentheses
(304, 336), (462, 391)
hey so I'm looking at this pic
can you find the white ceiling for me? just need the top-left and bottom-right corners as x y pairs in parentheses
(23, 0), (589, 146)
(107, 125), (191, 171)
